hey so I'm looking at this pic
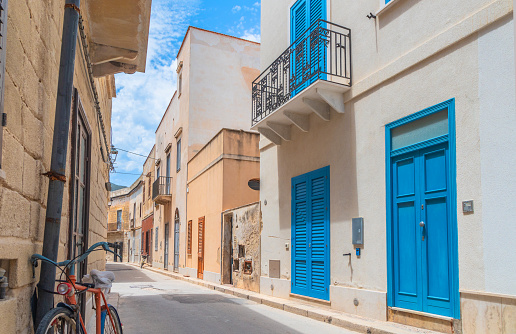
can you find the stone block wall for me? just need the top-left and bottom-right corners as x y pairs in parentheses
(0, 1), (114, 332)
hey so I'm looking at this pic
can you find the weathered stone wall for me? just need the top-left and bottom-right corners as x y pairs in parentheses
(0, 1), (114, 332)
(228, 202), (261, 293)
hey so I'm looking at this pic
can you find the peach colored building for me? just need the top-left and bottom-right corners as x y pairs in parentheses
(186, 129), (260, 283)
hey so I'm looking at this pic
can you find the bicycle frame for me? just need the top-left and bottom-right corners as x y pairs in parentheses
(31, 242), (121, 334)
(66, 274), (117, 334)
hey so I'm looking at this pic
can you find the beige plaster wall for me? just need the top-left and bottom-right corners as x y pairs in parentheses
(0, 1), (115, 332)
(188, 29), (260, 157)
(153, 29), (260, 273)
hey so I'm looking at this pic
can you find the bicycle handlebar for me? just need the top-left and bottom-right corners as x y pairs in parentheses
(31, 241), (121, 276)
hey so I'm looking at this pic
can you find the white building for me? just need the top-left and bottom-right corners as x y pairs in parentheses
(256, 0), (516, 333)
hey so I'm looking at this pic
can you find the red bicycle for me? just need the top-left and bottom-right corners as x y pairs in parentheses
(31, 242), (123, 334)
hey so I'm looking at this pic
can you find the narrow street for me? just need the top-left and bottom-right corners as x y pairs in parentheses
(107, 263), (357, 334)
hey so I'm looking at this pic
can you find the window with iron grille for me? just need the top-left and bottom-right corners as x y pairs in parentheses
(187, 220), (192, 255)
(0, 0), (8, 170)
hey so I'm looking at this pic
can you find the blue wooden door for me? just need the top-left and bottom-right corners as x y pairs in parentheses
(292, 166), (330, 300)
(290, 0), (326, 95)
(392, 143), (455, 317)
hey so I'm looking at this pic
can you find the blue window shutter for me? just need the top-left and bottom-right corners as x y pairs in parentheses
(310, 175), (326, 293)
(308, 0), (325, 24)
(291, 166), (330, 301)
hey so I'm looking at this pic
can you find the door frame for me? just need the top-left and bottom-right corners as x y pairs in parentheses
(385, 98), (460, 319)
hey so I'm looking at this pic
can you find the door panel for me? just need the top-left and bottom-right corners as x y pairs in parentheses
(164, 224), (169, 270)
(392, 143), (455, 317)
(174, 222), (180, 271)
(197, 217), (205, 279)
(292, 166), (329, 301)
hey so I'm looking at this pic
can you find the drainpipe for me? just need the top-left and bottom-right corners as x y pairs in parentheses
(36, 0), (81, 327)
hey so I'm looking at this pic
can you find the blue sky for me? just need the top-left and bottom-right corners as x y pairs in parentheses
(109, 0), (261, 187)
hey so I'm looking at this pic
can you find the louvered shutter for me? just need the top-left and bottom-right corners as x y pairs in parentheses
(0, 0), (7, 169)
(291, 0), (307, 95)
(292, 177), (308, 293)
(308, 0), (326, 84)
(291, 166), (330, 300)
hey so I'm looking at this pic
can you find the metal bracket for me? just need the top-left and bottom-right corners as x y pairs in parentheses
(64, 3), (80, 13)
(41, 171), (67, 182)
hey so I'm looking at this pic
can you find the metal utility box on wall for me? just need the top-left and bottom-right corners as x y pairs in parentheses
(352, 218), (364, 245)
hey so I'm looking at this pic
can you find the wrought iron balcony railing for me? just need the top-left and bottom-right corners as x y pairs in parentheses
(152, 176), (172, 202)
(252, 20), (351, 126)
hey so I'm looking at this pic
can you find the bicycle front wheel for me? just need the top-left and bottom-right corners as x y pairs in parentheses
(104, 305), (123, 334)
(36, 306), (78, 334)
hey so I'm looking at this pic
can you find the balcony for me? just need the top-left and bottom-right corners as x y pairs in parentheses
(152, 176), (172, 205)
(251, 20), (351, 145)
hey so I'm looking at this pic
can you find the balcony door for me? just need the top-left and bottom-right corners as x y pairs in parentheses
(166, 153), (171, 193)
(290, 0), (326, 95)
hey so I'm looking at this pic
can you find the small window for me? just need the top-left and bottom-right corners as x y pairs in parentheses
(233, 259), (240, 272)
(116, 210), (122, 230)
(187, 220), (192, 255)
(176, 139), (181, 172)
(244, 260), (252, 275)
(143, 182), (146, 202)
(238, 245), (245, 258)
(178, 72), (183, 96)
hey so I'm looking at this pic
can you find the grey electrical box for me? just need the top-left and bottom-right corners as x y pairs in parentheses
(352, 218), (364, 245)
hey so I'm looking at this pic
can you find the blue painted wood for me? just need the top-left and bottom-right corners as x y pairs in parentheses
(290, 0), (326, 96)
(386, 99), (460, 319)
(292, 166), (330, 300)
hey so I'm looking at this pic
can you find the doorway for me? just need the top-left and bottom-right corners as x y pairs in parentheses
(174, 209), (180, 272)
(221, 213), (233, 285)
(164, 223), (170, 270)
(197, 217), (205, 279)
(386, 99), (459, 318)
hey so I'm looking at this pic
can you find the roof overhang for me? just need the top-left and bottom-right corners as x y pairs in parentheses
(84, 0), (152, 77)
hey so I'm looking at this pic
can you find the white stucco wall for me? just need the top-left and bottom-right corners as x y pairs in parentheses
(259, 0), (515, 325)
(478, 17), (516, 296)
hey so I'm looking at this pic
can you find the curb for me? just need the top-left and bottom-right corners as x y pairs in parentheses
(129, 263), (442, 334)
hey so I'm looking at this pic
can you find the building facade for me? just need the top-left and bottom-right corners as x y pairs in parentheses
(256, 0), (516, 333)
(141, 146), (155, 264)
(0, 0), (151, 332)
(186, 129), (260, 283)
(107, 177), (143, 264)
(151, 27), (260, 272)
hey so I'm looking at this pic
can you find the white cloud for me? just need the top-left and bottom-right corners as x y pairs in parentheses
(232, 5), (241, 13)
(241, 30), (261, 43)
(253, 2), (260, 7)
(110, 0), (200, 186)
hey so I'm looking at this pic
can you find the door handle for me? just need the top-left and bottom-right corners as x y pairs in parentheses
(419, 221), (425, 241)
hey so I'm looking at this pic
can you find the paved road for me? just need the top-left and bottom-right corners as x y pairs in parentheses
(107, 263), (357, 334)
